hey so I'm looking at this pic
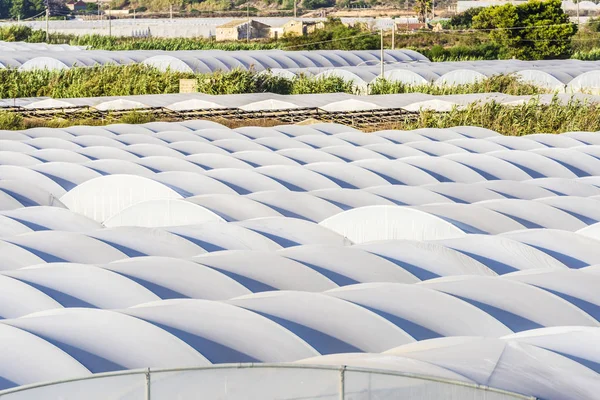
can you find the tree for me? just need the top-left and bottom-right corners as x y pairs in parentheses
(9, 0), (44, 19)
(472, 0), (577, 59)
(303, 0), (334, 9)
(449, 7), (484, 28)
(85, 2), (99, 12)
(413, 0), (431, 23)
(9, 0), (25, 19)
(281, 18), (379, 50)
(0, 0), (11, 18)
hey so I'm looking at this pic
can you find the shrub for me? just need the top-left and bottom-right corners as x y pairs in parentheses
(472, 0), (577, 59)
(369, 74), (546, 96)
(0, 25), (34, 42)
(0, 111), (23, 130)
(448, 7), (484, 28)
(303, 0), (334, 9)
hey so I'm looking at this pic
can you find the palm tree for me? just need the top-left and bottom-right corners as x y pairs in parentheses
(414, 0), (431, 23)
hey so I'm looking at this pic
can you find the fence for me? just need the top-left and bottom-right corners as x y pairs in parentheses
(0, 363), (536, 400)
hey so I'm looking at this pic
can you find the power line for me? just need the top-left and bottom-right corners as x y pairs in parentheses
(281, 21), (586, 50)
(280, 31), (378, 49)
(456, 22), (578, 32)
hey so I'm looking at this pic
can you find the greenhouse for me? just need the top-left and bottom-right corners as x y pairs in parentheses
(0, 120), (596, 399)
(0, 41), (82, 52)
(0, 49), (428, 72)
(6, 92), (600, 113)
(3, 45), (600, 92)
(282, 60), (600, 93)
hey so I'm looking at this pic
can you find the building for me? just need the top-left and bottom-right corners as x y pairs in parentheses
(395, 22), (428, 31)
(65, 0), (87, 11)
(215, 19), (271, 41)
(281, 19), (325, 37)
(104, 9), (131, 16)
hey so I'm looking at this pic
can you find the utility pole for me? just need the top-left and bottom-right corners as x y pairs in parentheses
(107, 6), (112, 37)
(293, 0), (297, 18)
(380, 27), (384, 77)
(391, 19), (395, 50)
(246, 2), (250, 42)
(170, 3), (173, 20)
(45, 6), (49, 42)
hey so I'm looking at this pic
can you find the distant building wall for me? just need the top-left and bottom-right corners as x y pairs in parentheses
(216, 20), (270, 41)
(283, 20), (304, 36)
(270, 26), (284, 39)
(216, 26), (240, 41)
(66, 1), (87, 11)
(104, 9), (131, 16)
(248, 20), (271, 39)
(281, 20), (325, 36)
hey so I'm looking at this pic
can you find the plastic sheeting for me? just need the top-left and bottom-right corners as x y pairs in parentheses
(0, 120), (596, 400)
(6, 92), (600, 113)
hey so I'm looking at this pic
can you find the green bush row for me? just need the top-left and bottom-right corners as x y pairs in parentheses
(0, 64), (550, 99)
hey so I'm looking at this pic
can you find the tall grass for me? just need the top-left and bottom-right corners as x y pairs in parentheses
(370, 75), (548, 96)
(572, 48), (600, 61)
(0, 65), (193, 99)
(0, 66), (549, 99)
(400, 97), (600, 135)
(68, 34), (280, 51)
(420, 43), (502, 62)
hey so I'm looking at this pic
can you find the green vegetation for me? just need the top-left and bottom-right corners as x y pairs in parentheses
(414, 0), (431, 23)
(0, 64), (550, 99)
(0, 110), (23, 130)
(0, 65), (187, 99)
(370, 74), (547, 96)
(448, 7), (485, 29)
(67, 34), (280, 51)
(573, 48), (600, 61)
(0, 0), (68, 20)
(0, 65), (356, 98)
(423, 43), (501, 61)
(403, 97), (600, 135)
(302, 0), (334, 9)
(195, 70), (356, 95)
(0, 25), (47, 42)
(280, 18), (379, 50)
(472, 0), (577, 59)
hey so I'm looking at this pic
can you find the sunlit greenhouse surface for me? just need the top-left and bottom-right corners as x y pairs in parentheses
(0, 121), (597, 399)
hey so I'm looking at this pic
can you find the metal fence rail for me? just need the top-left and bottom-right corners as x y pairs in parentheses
(0, 363), (536, 400)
